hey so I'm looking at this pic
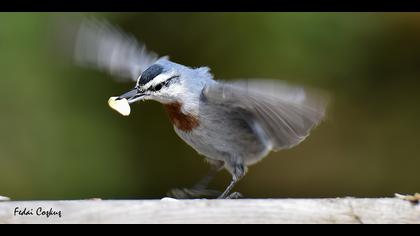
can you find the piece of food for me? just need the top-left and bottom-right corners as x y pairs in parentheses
(108, 97), (131, 116)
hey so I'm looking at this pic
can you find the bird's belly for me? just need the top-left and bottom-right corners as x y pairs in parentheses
(173, 107), (270, 166)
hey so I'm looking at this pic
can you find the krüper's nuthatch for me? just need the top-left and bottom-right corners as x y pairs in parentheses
(74, 18), (329, 199)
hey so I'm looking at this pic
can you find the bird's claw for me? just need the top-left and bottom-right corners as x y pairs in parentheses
(225, 192), (243, 199)
(167, 188), (221, 199)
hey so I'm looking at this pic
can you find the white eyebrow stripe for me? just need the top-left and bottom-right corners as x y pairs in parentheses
(142, 72), (176, 89)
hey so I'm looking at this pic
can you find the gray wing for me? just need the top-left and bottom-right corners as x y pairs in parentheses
(203, 79), (329, 151)
(74, 18), (159, 82)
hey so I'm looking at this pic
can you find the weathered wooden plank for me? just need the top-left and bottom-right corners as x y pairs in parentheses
(0, 198), (418, 224)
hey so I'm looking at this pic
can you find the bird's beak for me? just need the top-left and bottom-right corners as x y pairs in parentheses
(107, 88), (145, 116)
(117, 88), (145, 104)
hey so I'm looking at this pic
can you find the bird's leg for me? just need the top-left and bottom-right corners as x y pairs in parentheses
(167, 161), (224, 199)
(218, 179), (239, 199)
(218, 163), (246, 199)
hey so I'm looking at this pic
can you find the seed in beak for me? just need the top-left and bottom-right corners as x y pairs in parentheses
(108, 97), (131, 116)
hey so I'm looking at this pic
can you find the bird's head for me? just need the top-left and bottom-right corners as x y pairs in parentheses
(116, 58), (212, 106)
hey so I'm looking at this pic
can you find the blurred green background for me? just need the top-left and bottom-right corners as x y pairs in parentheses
(1, 12), (419, 200)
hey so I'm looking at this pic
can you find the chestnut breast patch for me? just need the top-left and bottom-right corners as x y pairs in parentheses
(164, 102), (199, 132)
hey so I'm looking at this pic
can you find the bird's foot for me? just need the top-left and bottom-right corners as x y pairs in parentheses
(167, 188), (221, 199)
(227, 192), (243, 199)
(217, 192), (243, 200)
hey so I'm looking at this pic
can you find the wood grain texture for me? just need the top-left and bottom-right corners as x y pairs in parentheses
(0, 198), (419, 224)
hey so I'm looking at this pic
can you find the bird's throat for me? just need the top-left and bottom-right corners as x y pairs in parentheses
(164, 102), (199, 132)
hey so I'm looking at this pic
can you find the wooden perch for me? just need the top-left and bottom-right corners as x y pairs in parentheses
(0, 198), (419, 224)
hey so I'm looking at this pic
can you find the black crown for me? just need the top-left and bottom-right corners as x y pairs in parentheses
(138, 64), (164, 86)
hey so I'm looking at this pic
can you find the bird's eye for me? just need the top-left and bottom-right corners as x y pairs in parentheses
(154, 83), (163, 91)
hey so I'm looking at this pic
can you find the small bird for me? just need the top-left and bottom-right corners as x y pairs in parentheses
(74, 18), (329, 199)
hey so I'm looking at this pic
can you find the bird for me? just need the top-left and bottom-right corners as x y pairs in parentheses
(73, 18), (329, 199)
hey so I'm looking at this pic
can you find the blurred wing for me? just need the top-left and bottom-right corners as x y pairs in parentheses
(74, 18), (159, 82)
(203, 79), (329, 150)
